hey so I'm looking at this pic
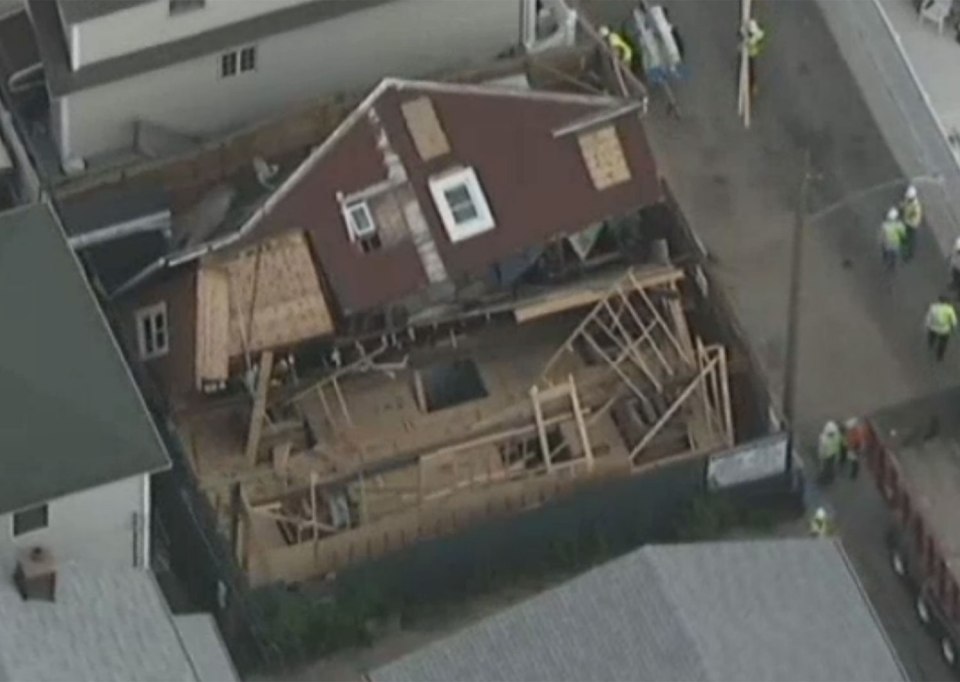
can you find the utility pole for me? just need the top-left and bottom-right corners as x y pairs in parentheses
(782, 150), (814, 458)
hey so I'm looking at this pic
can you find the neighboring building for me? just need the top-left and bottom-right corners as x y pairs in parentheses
(0, 560), (238, 681)
(0, 202), (170, 573)
(368, 539), (907, 682)
(23, 0), (577, 167)
(110, 78), (659, 402)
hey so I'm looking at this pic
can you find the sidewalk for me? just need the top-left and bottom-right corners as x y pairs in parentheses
(878, 0), (960, 154)
(817, 0), (960, 258)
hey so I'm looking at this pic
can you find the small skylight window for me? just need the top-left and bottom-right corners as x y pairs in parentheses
(428, 168), (495, 243)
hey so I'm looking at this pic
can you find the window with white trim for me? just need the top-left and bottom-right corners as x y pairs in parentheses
(428, 168), (495, 242)
(343, 200), (381, 253)
(136, 302), (169, 360)
(219, 46), (257, 78)
(12, 504), (48, 537)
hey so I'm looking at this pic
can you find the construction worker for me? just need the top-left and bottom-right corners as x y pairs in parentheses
(843, 417), (867, 480)
(744, 18), (765, 95)
(599, 25), (634, 70)
(880, 207), (906, 273)
(900, 185), (923, 261)
(817, 420), (842, 484)
(925, 294), (958, 362)
(950, 237), (960, 295)
(809, 506), (832, 538)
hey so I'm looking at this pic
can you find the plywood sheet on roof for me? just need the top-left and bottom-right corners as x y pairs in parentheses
(578, 125), (631, 191)
(195, 266), (230, 386)
(401, 97), (450, 161)
(225, 232), (333, 357)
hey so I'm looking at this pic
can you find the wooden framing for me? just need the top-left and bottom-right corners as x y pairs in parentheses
(195, 266), (231, 388)
(244, 351), (274, 465)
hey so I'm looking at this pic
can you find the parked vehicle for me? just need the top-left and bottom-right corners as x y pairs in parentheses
(865, 390), (960, 673)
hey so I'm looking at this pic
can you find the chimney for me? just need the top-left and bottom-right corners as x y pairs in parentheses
(14, 546), (56, 602)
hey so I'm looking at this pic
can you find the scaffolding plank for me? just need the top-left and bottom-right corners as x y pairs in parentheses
(195, 266), (230, 388)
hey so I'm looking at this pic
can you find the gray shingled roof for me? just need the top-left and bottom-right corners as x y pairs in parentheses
(173, 614), (241, 682)
(0, 203), (169, 515)
(369, 539), (907, 682)
(30, 0), (397, 95)
(0, 563), (237, 681)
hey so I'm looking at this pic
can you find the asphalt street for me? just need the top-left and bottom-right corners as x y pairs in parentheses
(580, 0), (959, 678)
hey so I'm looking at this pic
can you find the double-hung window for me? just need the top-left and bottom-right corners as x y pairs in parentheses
(136, 302), (169, 360)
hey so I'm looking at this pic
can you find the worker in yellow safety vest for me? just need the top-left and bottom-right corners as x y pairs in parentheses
(925, 295), (958, 362)
(880, 207), (907, 273)
(744, 18), (766, 95)
(809, 507), (832, 538)
(900, 185), (923, 261)
(599, 25), (634, 70)
(817, 420), (843, 484)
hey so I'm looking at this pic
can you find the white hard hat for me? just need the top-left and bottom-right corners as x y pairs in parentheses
(887, 207), (899, 221)
(814, 507), (828, 521)
(824, 420), (839, 435)
(844, 417), (858, 429)
(599, 25), (611, 37)
(906, 185), (918, 199)
(748, 18), (761, 34)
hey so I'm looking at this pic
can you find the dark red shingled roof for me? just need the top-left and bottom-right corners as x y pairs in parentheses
(256, 80), (662, 314)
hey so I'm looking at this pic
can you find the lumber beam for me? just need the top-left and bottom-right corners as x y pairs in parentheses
(245, 350), (275, 465)
(530, 385), (553, 471)
(568, 375), (594, 469)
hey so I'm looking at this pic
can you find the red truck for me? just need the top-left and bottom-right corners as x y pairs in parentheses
(865, 392), (960, 671)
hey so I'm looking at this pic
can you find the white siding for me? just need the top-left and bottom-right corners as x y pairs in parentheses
(0, 474), (149, 574)
(72, 0), (309, 68)
(58, 0), (521, 162)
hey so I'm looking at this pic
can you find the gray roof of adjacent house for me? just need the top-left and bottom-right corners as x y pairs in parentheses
(28, 0), (397, 95)
(56, 0), (153, 25)
(369, 539), (907, 682)
(0, 562), (237, 681)
(0, 203), (169, 515)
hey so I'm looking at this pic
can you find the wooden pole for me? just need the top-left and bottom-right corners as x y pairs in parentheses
(568, 375), (594, 469)
(718, 346), (735, 446)
(530, 385), (553, 471)
(738, 0), (753, 129)
(244, 350), (274, 465)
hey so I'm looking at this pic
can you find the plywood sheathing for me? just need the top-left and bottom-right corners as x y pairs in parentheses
(401, 97), (451, 161)
(195, 266), (231, 387)
(223, 231), (333, 357)
(578, 125), (631, 191)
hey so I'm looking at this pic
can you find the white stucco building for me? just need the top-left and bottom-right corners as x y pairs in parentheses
(23, 0), (576, 168)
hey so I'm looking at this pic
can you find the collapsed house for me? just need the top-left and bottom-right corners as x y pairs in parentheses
(94, 77), (769, 586)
